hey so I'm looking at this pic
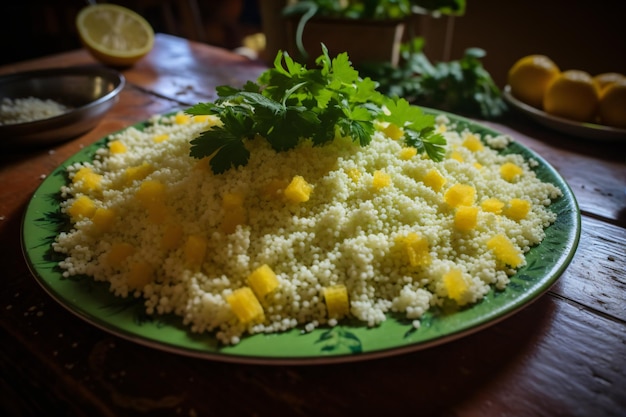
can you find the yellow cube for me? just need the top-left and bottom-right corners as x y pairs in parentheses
(153, 133), (169, 143)
(72, 167), (102, 192)
(449, 151), (464, 162)
(454, 206), (479, 232)
(147, 204), (169, 224)
(399, 147), (418, 160)
(247, 264), (279, 299)
(107, 242), (135, 268)
(504, 198), (531, 221)
(161, 224), (184, 250)
(221, 192), (246, 234)
(108, 140), (127, 154)
(423, 169), (447, 192)
(487, 234), (524, 268)
(128, 261), (154, 290)
(175, 113), (191, 124)
(124, 163), (153, 184)
(184, 234), (208, 268)
(68, 195), (96, 220)
(443, 268), (468, 303)
(135, 180), (166, 208)
(90, 207), (116, 235)
(382, 122), (404, 140)
(500, 162), (523, 182)
(444, 184), (476, 207)
(260, 179), (289, 199)
(481, 198), (504, 214)
(372, 170), (391, 191)
(346, 168), (361, 183)
(226, 287), (264, 324)
(284, 175), (312, 203)
(396, 232), (431, 267)
(323, 284), (350, 319)
(462, 134), (484, 152)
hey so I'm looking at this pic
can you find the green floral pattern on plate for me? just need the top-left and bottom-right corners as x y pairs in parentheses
(21, 109), (581, 365)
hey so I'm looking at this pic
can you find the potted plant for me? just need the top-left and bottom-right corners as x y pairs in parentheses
(259, 0), (465, 66)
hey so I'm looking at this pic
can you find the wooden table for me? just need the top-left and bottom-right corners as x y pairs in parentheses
(1, 33), (625, 417)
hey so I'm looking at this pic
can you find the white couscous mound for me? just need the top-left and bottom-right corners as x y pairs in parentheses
(52, 111), (562, 345)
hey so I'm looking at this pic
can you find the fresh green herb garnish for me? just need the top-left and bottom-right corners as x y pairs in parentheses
(358, 39), (507, 119)
(187, 45), (445, 174)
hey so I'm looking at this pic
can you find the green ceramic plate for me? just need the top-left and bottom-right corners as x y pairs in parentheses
(21, 110), (581, 365)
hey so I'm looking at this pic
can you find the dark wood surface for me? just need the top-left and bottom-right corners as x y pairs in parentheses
(1, 33), (625, 417)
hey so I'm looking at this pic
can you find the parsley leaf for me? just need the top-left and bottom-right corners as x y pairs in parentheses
(186, 45), (446, 174)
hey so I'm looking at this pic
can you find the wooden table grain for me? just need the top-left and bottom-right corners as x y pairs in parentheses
(1, 33), (625, 417)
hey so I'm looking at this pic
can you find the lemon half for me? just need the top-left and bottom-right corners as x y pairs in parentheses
(76, 4), (155, 67)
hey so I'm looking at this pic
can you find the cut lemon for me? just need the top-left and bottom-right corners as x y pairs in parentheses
(76, 4), (154, 67)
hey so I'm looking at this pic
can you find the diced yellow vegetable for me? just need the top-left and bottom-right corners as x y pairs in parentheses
(399, 147), (417, 160)
(454, 206), (479, 232)
(184, 234), (208, 268)
(124, 162), (153, 184)
(175, 113), (190, 124)
(68, 195), (96, 220)
(107, 242), (135, 268)
(346, 168), (361, 183)
(161, 224), (183, 250)
(462, 134), (484, 152)
(135, 180), (166, 208)
(444, 184), (476, 207)
(260, 178), (289, 199)
(153, 133), (169, 143)
(72, 167), (102, 192)
(487, 234), (524, 267)
(147, 204), (169, 224)
(192, 114), (211, 123)
(500, 162), (523, 182)
(396, 232), (431, 267)
(423, 169), (447, 192)
(108, 140), (127, 154)
(449, 151), (464, 162)
(90, 207), (116, 235)
(504, 198), (531, 221)
(323, 284), (350, 319)
(127, 261), (153, 290)
(284, 175), (312, 203)
(473, 162), (483, 170)
(382, 123), (404, 140)
(247, 264), (279, 299)
(436, 123), (447, 133)
(226, 287), (264, 324)
(443, 268), (468, 303)
(221, 192), (246, 234)
(481, 198), (504, 214)
(372, 170), (391, 190)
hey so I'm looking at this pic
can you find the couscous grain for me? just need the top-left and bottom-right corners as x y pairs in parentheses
(52, 111), (562, 344)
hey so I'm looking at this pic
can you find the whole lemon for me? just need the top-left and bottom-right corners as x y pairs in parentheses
(598, 79), (626, 128)
(543, 70), (599, 122)
(508, 55), (560, 109)
(593, 72), (625, 93)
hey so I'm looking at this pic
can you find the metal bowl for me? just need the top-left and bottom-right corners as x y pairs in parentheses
(0, 66), (125, 146)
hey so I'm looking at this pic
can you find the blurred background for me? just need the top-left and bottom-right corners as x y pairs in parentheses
(0, 0), (624, 88)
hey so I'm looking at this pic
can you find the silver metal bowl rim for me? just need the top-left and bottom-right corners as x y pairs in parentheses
(0, 65), (125, 130)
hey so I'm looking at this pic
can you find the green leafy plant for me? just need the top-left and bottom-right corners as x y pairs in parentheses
(186, 45), (445, 174)
(358, 38), (507, 119)
(283, 0), (466, 61)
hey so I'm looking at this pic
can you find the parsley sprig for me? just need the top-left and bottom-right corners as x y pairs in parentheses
(187, 45), (445, 174)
